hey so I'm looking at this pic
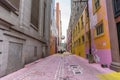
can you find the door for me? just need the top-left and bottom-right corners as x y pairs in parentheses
(117, 22), (120, 53)
(6, 42), (23, 74)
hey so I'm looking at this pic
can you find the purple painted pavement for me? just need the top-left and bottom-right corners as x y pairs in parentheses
(0, 53), (113, 80)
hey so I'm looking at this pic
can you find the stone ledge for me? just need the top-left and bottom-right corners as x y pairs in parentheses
(110, 62), (120, 72)
(0, 18), (46, 44)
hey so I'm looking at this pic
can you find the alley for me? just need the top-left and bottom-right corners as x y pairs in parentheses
(0, 53), (114, 80)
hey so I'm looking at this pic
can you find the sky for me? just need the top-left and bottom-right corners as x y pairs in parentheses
(55, 0), (71, 42)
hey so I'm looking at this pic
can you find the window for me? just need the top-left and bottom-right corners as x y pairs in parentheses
(95, 22), (104, 36)
(31, 0), (40, 28)
(34, 46), (37, 57)
(82, 35), (85, 43)
(77, 7), (79, 12)
(0, 0), (20, 12)
(78, 22), (80, 32)
(74, 42), (76, 47)
(86, 7), (89, 18)
(113, 0), (120, 16)
(86, 32), (89, 41)
(93, 0), (100, 12)
(117, 22), (120, 53)
(85, 7), (89, 23)
(43, 2), (46, 36)
(81, 15), (84, 28)
(76, 26), (78, 33)
(78, 38), (81, 45)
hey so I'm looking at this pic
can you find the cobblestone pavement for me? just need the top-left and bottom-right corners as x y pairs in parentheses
(0, 53), (113, 80)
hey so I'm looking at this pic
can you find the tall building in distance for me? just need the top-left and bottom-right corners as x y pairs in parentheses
(50, 0), (58, 54)
(56, 2), (62, 51)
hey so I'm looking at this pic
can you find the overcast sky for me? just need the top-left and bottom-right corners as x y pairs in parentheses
(55, 0), (71, 42)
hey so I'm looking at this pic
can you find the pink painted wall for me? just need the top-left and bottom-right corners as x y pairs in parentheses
(85, 0), (112, 67)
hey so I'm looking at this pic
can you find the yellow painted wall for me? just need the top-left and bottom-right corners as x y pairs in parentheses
(92, 0), (111, 49)
(72, 7), (88, 58)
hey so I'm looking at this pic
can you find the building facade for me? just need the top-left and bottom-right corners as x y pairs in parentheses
(67, 16), (72, 52)
(0, 0), (52, 77)
(72, 6), (88, 58)
(50, 0), (58, 55)
(69, 0), (120, 69)
(67, 26), (72, 52)
(56, 2), (62, 51)
(67, 0), (86, 53)
(87, 0), (112, 67)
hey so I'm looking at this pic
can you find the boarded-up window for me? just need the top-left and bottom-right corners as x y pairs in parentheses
(31, 0), (40, 28)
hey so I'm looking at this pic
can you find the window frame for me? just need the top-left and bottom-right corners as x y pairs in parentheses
(82, 35), (85, 43)
(81, 15), (84, 29)
(95, 21), (104, 38)
(93, 0), (100, 14)
(30, 0), (40, 29)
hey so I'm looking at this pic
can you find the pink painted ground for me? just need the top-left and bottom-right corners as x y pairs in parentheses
(0, 53), (113, 80)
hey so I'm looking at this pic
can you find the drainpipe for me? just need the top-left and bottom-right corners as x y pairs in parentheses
(86, 0), (94, 63)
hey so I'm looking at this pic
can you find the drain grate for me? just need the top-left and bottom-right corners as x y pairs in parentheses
(59, 77), (70, 80)
(69, 65), (83, 75)
(74, 71), (81, 74)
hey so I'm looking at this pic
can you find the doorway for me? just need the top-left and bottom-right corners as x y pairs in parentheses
(117, 22), (120, 54)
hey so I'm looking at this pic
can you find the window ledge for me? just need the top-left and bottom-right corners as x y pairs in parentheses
(93, 6), (101, 15)
(94, 33), (104, 40)
(30, 23), (39, 31)
(0, 0), (18, 11)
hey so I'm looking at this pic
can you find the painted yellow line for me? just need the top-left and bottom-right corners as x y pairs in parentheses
(97, 72), (120, 80)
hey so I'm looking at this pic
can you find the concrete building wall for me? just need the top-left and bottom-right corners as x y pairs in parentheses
(0, 0), (52, 77)
(70, 0), (86, 29)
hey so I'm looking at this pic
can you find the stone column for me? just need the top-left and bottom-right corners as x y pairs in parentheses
(106, 0), (120, 71)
